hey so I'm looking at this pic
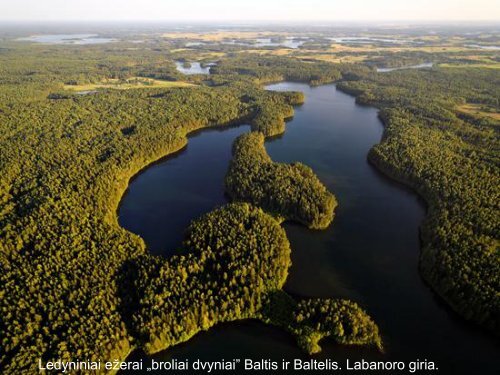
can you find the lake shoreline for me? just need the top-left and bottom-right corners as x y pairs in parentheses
(116, 80), (497, 374)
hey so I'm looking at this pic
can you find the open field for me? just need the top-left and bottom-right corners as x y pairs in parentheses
(440, 63), (500, 69)
(296, 53), (369, 63)
(239, 48), (294, 56)
(456, 104), (500, 120)
(162, 31), (291, 41)
(63, 77), (195, 91)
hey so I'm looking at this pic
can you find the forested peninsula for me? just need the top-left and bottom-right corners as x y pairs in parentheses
(226, 132), (336, 229)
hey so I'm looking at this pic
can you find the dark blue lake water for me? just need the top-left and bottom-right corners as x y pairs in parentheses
(119, 83), (498, 374)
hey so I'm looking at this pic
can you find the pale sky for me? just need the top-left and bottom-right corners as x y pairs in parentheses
(0, 0), (498, 22)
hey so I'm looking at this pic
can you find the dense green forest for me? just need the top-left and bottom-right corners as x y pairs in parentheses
(0, 83), (251, 372)
(338, 68), (499, 332)
(249, 90), (305, 136)
(0, 43), (381, 372)
(260, 291), (382, 354)
(0, 29), (498, 373)
(124, 204), (379, 355)
(125, 203), (292, 354)
(211, 54), (344, 85)
(226, 132), (336, 229)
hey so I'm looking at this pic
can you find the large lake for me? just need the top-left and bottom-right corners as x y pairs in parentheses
(118, 83), (498, 374)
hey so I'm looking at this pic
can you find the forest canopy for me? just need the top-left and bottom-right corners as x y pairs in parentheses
(338, 67), (500, 332)
(0, 41), (380, 373)
(0, 27), (498, 374)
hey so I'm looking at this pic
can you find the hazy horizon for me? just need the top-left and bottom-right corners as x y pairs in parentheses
(0, 0), (499, 22)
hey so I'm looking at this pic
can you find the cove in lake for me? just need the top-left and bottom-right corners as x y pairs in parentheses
(119, 125), (249, 254)
(118, 83), (498, 374)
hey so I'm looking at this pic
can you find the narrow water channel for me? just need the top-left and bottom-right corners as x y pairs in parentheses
(119, 83), (498, 374)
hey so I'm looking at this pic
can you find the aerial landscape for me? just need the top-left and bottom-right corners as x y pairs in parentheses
(0, 0), (499, 374)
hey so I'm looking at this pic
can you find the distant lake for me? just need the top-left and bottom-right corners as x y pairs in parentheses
(185, 42), (206, 47)
(329, 36), (413, 45)
(212, 37), (305, 49)
(18, 34), (115, 45)
(377, 63), (433, 72)
(254, 37), (305, 49)
(75, 90), (98, 95)
(175, 61), (214, 75)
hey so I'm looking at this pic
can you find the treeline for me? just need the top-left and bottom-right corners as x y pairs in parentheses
(210, 54), (343, 85)
(338, 66), (500, 333)
(226, 132), (336, 229)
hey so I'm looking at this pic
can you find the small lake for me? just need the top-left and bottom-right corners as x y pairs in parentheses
(17, 34), (115, 45)
(186, 42), (206, 47)
(175, 61), (213, 75)
(465, 44), (500, 50)
(377, 63), (433, 72)
(254, 37), (305, 49)
(75, 90), (98, 96)
(329, 36), (418, 45)
(119, 83), (498, 374)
